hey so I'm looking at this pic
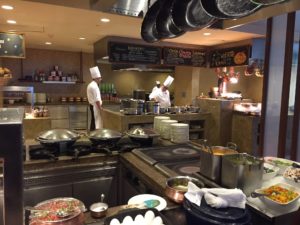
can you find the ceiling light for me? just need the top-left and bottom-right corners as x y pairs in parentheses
(100, 18), (110, 23)
(45, 42), (52, 45)
(1, 5), (13, 10)
(203, 32), (211, 36)
(7, 20), (16, 24)
(79, 37), (86, 40)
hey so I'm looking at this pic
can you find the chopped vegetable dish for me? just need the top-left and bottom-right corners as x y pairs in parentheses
(262, 185), (299, 204)
(30, 199), (82, 222)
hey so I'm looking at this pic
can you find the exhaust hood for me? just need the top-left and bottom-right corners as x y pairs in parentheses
(90, 0), (150, 17)
(111, 64), (174, 73)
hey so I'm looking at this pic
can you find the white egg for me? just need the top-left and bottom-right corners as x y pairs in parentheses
(110, 218), (121, 225)
(134, 214), (145, 225)
(122, 215), (134, 225)
(144, 210), (155, 225)
(151, 216), (163, 225)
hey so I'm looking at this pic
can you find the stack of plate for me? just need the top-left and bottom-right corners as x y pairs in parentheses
(153, 116), (170, 133)
(170, 123), (189, 143)
(160, 120), (178, 139)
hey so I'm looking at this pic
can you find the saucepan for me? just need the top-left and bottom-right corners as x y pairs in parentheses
(90, 194), (108, 218)
(165, 176), (204, 203)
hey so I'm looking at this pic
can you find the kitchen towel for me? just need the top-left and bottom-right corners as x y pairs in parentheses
(184, 182), (246, 209)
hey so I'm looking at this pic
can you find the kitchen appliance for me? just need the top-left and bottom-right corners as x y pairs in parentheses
(221, 153), (263, 196)
(132, 144), (203, 178)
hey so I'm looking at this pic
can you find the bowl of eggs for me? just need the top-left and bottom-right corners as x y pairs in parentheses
(104, 208), (170, 225)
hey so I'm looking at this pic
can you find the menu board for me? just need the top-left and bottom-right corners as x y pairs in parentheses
(108, 42), (161, 64)
(163, 47), (207, 67)
(209, 46), (250, 68)
(0, 33), (25, 58)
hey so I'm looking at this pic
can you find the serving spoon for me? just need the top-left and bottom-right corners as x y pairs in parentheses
(251, 191), (279, 198)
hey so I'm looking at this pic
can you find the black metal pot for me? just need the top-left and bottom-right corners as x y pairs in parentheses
(172, 0), (216, 31)
(87, 129), (123, 146)
(200, 0), (262, 19)
(141, 0), (165, 42)
(156, 0), (185, 39)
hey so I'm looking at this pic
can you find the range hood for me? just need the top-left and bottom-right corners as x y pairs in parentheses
(90, 0), (150, 17)
(111, 64), (174, 73)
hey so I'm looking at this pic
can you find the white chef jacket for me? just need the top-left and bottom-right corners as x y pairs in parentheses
(87, 80), (103, 129)
(149, 87), (171, 108)
(152, 86), (159, 93)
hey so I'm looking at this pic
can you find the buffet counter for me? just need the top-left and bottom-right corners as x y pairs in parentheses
(101, 107), (211, 133)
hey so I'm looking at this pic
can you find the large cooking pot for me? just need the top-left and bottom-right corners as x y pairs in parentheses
(141, 0), (165, 43)
(172, 0), (216, 31)
(28, 197), (86, 225)
(126, 127), (160, 146)
(156, 0), (185, 39)
(200, 0), (262, 19)
(87, 129), (123, 145)
(36, 129), (80, 149)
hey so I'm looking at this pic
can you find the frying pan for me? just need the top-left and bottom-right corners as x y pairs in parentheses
(200, 0), (262, 19)
(250, 0), (288, 5)
(141, 0), (165, 43)
(156, 0), (185, 39)
(87, 129), (123, 146)
(172, 0), (216, 31)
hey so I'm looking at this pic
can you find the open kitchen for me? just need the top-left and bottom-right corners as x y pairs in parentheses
(0, 0), (300, 225)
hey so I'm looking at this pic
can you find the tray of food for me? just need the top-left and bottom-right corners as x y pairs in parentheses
(264, 157), (294, 175)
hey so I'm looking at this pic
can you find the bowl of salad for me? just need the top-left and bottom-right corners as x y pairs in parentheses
(263, 163), (280, 180)
(264, 157), (294, 175)
(283, 165), (300, 185)
(255, 183), (300, 208)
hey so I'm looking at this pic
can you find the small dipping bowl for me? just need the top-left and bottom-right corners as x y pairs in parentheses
(89, 202), (108, 218)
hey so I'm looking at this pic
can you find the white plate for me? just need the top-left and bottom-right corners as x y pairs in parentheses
(127, 194), (167, 211)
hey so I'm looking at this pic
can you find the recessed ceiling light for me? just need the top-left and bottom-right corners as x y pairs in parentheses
(1, 5), (13, 10)
(79, 37), (86, 40)
(45, 42), (52, 45)
(203, 32), (211, 36)
(7, 20), (16, 24)
(100, 18), (110, 23)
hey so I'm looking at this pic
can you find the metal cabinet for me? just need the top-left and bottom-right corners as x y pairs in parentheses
(48, 105), (69, 129)
(69, 105), (88, 130)
(24, 183), (73, 206)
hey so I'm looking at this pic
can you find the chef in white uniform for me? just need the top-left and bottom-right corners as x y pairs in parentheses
(149, 75), (174, 108)
(87, 66), (103, 130)
(151, 80), (161, 93)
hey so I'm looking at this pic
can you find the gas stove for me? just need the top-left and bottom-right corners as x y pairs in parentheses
(28, 138), (141, 161)
(132, 144), (202, 178)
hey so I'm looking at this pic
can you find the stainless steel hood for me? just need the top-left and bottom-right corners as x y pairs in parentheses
(90, 0), (150, 17)
(111, 64), (174, 73)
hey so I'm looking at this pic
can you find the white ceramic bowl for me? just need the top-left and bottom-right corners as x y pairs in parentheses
(255, 183), (300, 208)
(263, 163), (280, 181)
(264, 157), (294, 175)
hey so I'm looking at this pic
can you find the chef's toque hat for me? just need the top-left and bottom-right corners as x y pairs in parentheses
(163, 75), (174, 87)
(156, 80), (160, 85)
(89, 66), (101, 79)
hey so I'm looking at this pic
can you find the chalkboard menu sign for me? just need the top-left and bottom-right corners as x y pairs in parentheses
(108, 42), (161, 64)
(163, 47), (206, 67)
(0, 33), (25, 58)
(209, 46), (250, 68)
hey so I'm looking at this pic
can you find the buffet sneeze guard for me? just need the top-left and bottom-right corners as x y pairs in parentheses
(0, 108), (24, 225)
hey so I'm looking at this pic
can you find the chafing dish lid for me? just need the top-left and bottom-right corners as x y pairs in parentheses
(37, 129), (80, 141)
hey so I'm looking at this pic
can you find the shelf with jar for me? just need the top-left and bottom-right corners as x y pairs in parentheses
(18, 65), (84, 84)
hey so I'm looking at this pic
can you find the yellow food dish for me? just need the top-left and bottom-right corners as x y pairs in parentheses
(262, 185), (299, 204)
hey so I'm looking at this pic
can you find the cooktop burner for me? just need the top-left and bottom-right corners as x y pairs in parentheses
(155, 159), (201, 177)
(132, 143), (201, 163)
